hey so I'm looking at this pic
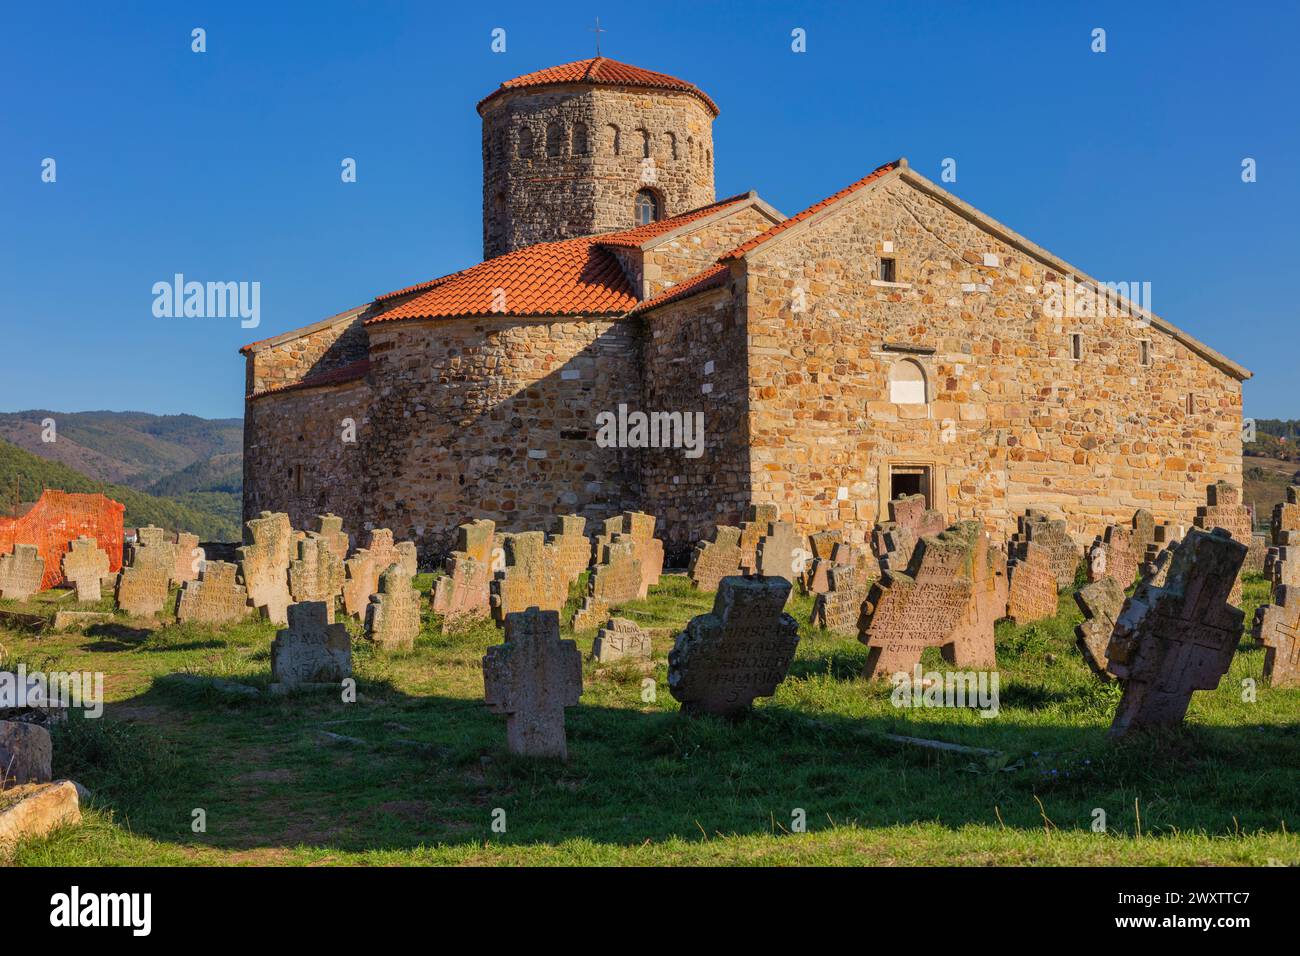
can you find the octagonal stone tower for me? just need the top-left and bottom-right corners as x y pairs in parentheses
(478, 57), (718, 259)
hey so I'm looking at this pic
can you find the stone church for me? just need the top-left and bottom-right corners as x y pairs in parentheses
(242, 56), (1249, 564)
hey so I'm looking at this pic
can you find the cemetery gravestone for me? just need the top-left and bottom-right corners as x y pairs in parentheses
(270, 601), (352, 693)
(549, 515), (591, 584)
(289, 534), (344, 621)
(482, 607), (582, 759)
(756, 520), (803, 583)
(366, 529), (418, 580)
(1193, 482), (1252, 604)
(0, 545), (45, 601)
(591, 617), (651, 663)
(431, 519), (495, 623)
(1106, 528), (1246, 737)
(803, 530), (843, 595)
(490, 533), (569, 622)
(688, 525), (744, 592)
(943, 527), (1006, 670)
(61, 537), (110, 603)
(1073, 577), (1126, 681)
(114, 530), (174, 617)
(341, 550), (377, 620)
(737, 503), (781, 572)
(1088, 524), (1139, 588)
(1010, 510), (1079, 590)
(365, 563), (421, 651)
(668, 576), (800, 717)
(1006, 540), (1057, 624)
(1252, 585), (1300, 688)
(811, 563), (870, 635)
(572, 538), (645, 631)
(176, 560), (253, 625)
(312, 514), (350, 565)
(172, 532), (203, 587)
(0, 720), (52, 787)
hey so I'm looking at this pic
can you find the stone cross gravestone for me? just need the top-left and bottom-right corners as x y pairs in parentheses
(0, 545), (45, 602)
(1193, 482), (1252, 604)
(114, 529), (174, 617)
(431, 519), (495, 623)
(756, 520), (803, 584)
(1073, 576), (1126, 681)
(1006, 539), (1057, 624)
(312, 513), (350, 565)
(364, 563), (421, 651)
(490, 532), (569, 622)
(802, 530), (843, 595)
(341, 550), (377, 620)
(549, 514), (592, 584)
(61, 536), (110, 603)
(289, 534), (344, 619)
(688, 525), (743, 592)
(1106, 528), (1246, 737)
(571, 537), (645, 631)
(365, 529), (419, 579)
(811, 563), (870, 635)
(1010, 510), (1079, 590)
(270, 601), (352, 693)
(1088, 523), (1139, 588)
(737, 503), (781, 573)
(172, 531), (203, 587)
(591, 617), (651, 663)
(668, 576), (800, 717)
(176, 560), (253, 625)
(482, 607), (582, 759)
(1251, 585), (1300, 688)
(238, 524), (293, 625)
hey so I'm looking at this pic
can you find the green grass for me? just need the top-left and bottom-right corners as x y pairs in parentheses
(2, 572), (1296, 866)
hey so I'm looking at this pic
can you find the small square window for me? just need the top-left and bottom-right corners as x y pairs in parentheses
(879, 257), (896, 283)
(1070, 333), (1083, 361)
(1140, 340), (1151, 366)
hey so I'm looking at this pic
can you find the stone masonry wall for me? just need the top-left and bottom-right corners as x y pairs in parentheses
(642, 206), (776, 297)
(243, 379), (370, 536)
(640, 275), (752, 559)
(739, 173), (1243, 550)
(482, 86), (715, 258)
(244, 314), (368, 396)
(361, 315), (643, 566)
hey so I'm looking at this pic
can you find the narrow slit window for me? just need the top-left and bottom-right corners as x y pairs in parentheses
(1140, 340), (1151, 366)
(1186, 393), (1195, 415)
(1071, 333), (1083, 361)
(880, 257), (896, 283)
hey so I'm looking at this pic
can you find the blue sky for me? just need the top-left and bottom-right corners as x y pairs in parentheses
(1, 0), (1296, 420)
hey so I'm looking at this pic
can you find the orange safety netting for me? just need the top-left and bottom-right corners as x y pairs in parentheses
(0, 489), (126, 589)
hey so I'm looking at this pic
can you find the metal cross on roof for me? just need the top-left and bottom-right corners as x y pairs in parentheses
(590, 17), (606, 56)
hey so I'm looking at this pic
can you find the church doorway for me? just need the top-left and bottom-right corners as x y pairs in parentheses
(889, 464), (932, 507)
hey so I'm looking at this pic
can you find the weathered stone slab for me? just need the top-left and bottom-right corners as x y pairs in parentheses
(431, 519), (495, 624)
(548, 515), (591, 584)
(668, 576), (800, 717)
(688, 525), (743, 592)
(114, 529), (176, 617)
(1010, 510), (1079, 590)
(572, 537), (645, 631)
(289, 534), (344, 621)
(176, 560), (252, 625)
(61, 537), (109, 603)
(51, 610), (112, 632)
(801, 530), (843, 594)
(756, 520), (804, 583)
(483, 607), (582, 759)
(365, 529), (419, 579)
(0, 720), (52, 787)
(1088, 524), (1139, 589)
(1107, 528), (1247, 737)
(1006, 540), (1057, 624)
(594, 512), (663, 594)
(1252, 584), (1300, 688)
(0, 545), (45, 601)
(238, 518), (293, 626)
(341, 550), (377, 620)
(364, 563), (421, 651)
(737, 503), (781, 572)
(172, 531), (203, 587)
(870, 495), (947, 575)
(490, 532), (569, 622)
(811, 563), (870, 635)
(859, 522), (997, 679)
(270, 601), (352, 693)
(1074, 577), (1126, 681)
(1244, 534), (1267, 574)
(1194, 481), (1252, 604)
(312, 513), (350, 565)
(591, 617), (651, 663)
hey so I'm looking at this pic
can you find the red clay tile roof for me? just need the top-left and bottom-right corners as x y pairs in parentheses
(595, 192), (751, 248)
(250, 359), (370, 399)
(719, 160), (901, 262)
(478, 57), (719, 116)
(628, 264), (730, 317)
(367, 237), (637, 323)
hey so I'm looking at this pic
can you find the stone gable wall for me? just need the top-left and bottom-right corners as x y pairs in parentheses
(244, 315), (369, 396)
(642, 206), (776, 297)
(482, 86), (715, 258)
(739, 174), (1243, 548)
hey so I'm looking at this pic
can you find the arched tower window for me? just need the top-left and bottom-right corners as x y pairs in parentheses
(667, 132), (679, 160)
(546, 121), (565, 158)
(639, 129), (652, 159)
(888, 359), (928, 405)
(687, 135), (695, 161)
(635, 189), (661, 226)
(606, 124), (621, 155)
(517, 127), (534, 159)
(572, 121), (589, 155)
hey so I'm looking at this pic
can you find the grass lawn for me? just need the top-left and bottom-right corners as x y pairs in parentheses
(1, 570), (1296, 866)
